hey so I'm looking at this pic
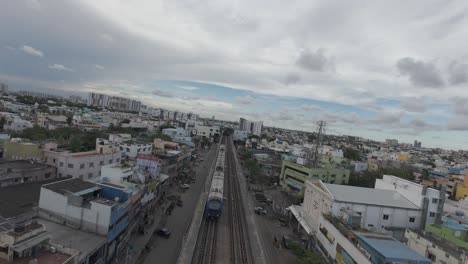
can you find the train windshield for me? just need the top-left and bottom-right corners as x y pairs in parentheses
(208, 200), (221, 210)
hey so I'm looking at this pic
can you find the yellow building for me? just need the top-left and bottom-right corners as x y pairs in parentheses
(398, 154), (409, 161)
(455, 177), (468, 201)
(367, 160), (379, 171)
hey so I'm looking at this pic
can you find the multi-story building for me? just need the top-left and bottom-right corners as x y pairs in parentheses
(193, 125), (220, 138)
(303, 180), (423, 232)
(0, 83), (8, 93)
(0, 161), (57, 188)
(233, 130), (250, 141)
(375, 175), (445, 226)
(280, 160), (350, 195)
(43, 140), (121, 179)
(87, 92), (142, 112)
(38, 178), (131, 262)
(239, 118), (263, 136)
(119, 141), (153, 159)
(385, 138), (399, 146)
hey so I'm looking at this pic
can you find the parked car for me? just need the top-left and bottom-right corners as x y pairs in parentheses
(180, 184), (190, 189)
(156, 228), (171, 238)
(254, 207), (267, 215)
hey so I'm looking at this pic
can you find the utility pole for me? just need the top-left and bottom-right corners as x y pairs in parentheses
(312, 121), (326, 168)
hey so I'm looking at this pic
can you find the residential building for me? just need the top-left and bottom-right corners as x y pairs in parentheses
(108, 133), (132, 144)
(38, 178), (131, 261)
(119, 141), (153, 159)
(233, 130), (250, 141)
(3, 141), (42, 161)
(0, 161), (57, 188)
(87, 92), (142, 112)
(414, 140), (422, 148)
(385, 139), (399, 146)
(303, 181), (422, 232)
(353, 162), (368, 172)
(455, 176), (468, 201)
(68, 95), (86, 104)
(239, 117), (263, 136)
(3, 117), (33, 132)
(193, 125), (220, 138)
(43, 141), (121, 179)
(280, 160), (350, 195)
(36, 113), (68, 130)
(0, 83), (8, 93)
(375, 175), (445, 226)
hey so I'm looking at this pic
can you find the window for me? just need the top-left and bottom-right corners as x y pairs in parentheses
(44, 173), (51, 178)
(68, 163), (74, 168)
(67, 174), (72, 178)
(109, 159), (113, 164)
(368, 224), (374, 227)
(79, 175), (84, 179)
(59, 162), (64, 167)
(429, 212), (436, 217)
(58, 173), (62, 177)
(53, 158), (56, 163)
(383, 214), (389, 220)
(80, 163), (85, 169)
(88, 173), (93, 178)
(89, 162), (94, 168)
(116, 158), (120, 162)
(356, 212), (362, 216)
(432, 198), (438, 204)
(409, 217), (416, 223)
(100, 161), (104, 165)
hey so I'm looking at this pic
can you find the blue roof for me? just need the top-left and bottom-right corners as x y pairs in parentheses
(355, 232), (431, 263)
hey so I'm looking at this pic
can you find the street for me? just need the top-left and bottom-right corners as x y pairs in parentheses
(141, 144), (218, 264)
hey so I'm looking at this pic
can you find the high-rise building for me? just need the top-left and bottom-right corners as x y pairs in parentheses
(239, 117), (263, 136)
(385, 138), (398, 146)
(0, 83), (8, 93)
(88, 92), (141, 112)
(414, 140), (422, 148)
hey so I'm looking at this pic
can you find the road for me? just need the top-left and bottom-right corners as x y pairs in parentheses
(142, 144), (218, 264)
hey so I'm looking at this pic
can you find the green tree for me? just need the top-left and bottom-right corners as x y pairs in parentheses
(343, 147), (361, 161)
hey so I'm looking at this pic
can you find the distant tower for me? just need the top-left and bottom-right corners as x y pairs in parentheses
(312, 121), (326, 167)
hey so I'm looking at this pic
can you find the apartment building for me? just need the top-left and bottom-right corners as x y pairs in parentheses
(239, 117), (263, 136)
(43, 141), (121, 179)
(88, 92), (142, 112)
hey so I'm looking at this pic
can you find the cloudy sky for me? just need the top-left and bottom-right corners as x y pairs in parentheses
(1, 0), (468, 149)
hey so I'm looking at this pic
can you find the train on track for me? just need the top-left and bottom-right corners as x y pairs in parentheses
(206, 144), (225, 219)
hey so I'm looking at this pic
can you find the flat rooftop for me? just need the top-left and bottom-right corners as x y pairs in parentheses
(0, 178), (69, 218)
(0, 160), (51, 171)
(38, 219), (106, 263)
(42, 178), (98, 195)
(324, 183), (419, 210)
(355, 232), (431, 263)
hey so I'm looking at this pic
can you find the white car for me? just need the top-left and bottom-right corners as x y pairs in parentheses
(180, 184), (190, 189)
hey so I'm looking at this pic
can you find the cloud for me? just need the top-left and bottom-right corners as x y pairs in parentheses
(396, 57), (444, 88)
(373, 111), (404, 124)
(447, 119), (468, 131)
(296, 49), (334, 72)
(235, 95), (255, 105)
(451, 97), (468, 115)
(409, 118), (428, 128)
(176, 85), (200, 91)
(95, 64), (105, 70)
(49, 64), (74, 72)
(400, 97), (427, 113)
(301, 104), (321, 111)
(100, 33), (114, 43)
(152, 89), (174, 98)
(447, 61), (468, 85)
(285, 74), (301, 85)
(20, 45), (44, 57)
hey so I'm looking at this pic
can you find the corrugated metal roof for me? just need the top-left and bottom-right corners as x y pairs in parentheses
(323, 183), (419, 210)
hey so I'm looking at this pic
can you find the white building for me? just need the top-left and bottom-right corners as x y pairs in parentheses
(3, 117), (33, 132)
(375, 175), (445, 226)
(233, 130), (250, 141)
(353, 162), (368, 172)
(303, 180), (422, 232)
(194, 125), (220, 138)
(119, 142), (153, 159)
(239, 118), (263, 136)
(44, 140), (121, 179)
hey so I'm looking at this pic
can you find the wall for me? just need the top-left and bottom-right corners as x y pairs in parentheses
(119, 143), (153, 159)
(100, 164), (133, 185)
(3, 141), (42, 161)
(316, 215), (372, 264)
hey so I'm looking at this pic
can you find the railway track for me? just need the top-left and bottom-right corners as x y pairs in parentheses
(193, 220), (218, 264)
(226, 137), (251, 264)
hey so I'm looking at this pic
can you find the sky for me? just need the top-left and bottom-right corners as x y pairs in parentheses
(1, 1), (468, 150)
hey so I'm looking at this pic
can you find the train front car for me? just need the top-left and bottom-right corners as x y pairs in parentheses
(206, 171), (224, 219)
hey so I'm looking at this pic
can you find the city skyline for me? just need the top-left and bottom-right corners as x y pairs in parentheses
(1, 1), (468, 149)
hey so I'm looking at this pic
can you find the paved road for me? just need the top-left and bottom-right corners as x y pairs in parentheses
(142, 145), (218, 264)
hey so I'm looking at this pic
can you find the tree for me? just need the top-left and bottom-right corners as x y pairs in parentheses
(343, 147), (361, 161)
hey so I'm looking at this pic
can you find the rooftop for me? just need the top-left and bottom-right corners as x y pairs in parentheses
(323, 183), (419, 210)
(355, 232), (431, 262)
(38, 218), (106, 263)
(42, 178), (98, 195)
(0, 178), (68, 218)
(0, 160), (51, 172)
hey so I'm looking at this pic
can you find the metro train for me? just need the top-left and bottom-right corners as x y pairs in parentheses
(206, 144), (225, 218)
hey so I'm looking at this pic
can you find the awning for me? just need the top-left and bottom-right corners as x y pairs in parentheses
(159, 174), (170, 183)
(14, 232), (51, 252)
